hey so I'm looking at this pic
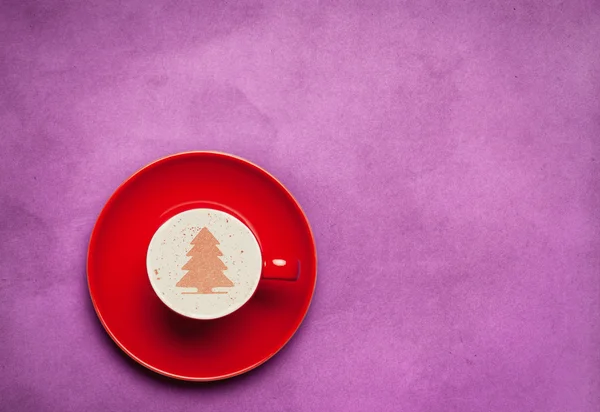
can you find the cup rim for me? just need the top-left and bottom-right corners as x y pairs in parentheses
(146, 207), (263, 320)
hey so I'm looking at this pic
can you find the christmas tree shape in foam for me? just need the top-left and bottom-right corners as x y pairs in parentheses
(176, 227), (233, 294)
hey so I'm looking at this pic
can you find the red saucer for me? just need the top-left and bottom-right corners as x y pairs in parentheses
(87, 152), (317, 381)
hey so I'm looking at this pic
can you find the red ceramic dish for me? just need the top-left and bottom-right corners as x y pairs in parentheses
(87, 152), (317, 381)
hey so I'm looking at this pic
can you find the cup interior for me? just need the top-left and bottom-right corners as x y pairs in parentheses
(146, 208), (263, 320)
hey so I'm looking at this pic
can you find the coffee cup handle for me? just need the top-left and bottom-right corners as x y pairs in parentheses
(261, 258), (300, 281)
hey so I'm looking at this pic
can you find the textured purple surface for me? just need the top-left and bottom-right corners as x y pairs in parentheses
(1, 1), (599, 411)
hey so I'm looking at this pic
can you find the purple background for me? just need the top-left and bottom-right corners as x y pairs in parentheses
(1, 1), (599, 411)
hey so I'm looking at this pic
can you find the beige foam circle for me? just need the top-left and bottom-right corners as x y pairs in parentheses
(147, 208), (262, 319)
